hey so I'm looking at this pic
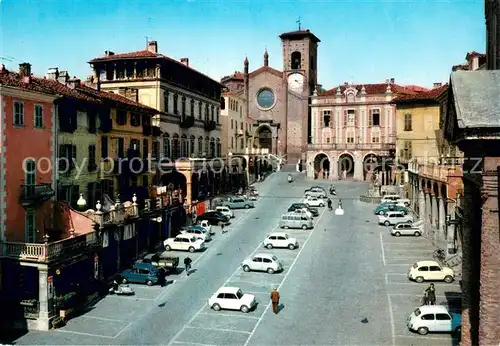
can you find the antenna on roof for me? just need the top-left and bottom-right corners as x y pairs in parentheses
(145, 36), (149, 48)
(296, 17), (301, 30)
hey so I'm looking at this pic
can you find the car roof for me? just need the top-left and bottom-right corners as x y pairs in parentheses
(418, 305), (449, 313)
(253, 253), (274, 258)
(415, 260), (440, 266)
(269, 232), (288, 237)
(133, 262), (154, 269)
(217, 286), (241, 294)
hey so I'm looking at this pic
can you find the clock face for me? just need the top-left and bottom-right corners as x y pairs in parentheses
(288, 73), (304, 92)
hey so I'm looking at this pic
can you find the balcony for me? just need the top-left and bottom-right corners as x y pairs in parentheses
(84, 204), (139, 226)
(307, 143), (396, 151)
(19, 184), (54, 207)
(204, 120), (216, 132)
(0, 232), (97, 264)
(180, 116), (195, 129)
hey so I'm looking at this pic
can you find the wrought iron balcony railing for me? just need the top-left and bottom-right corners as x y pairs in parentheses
(19, 184), (54, 207)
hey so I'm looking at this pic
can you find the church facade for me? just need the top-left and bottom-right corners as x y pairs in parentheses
(221, 29), (320, 163)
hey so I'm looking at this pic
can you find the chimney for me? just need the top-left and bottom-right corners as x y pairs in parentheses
(390, 78), (395, 83)
(0, 64), (6, 74)
(105, 50), (115, 57)
(244, 57), (249, 74)
(180, 58), (189, 67)
(57, 70), (69, 84)
(47, 67), (59, 80)
(19, 63), (31, 77)
(147, 41), (158, 53)
(344, 82), (348, 86)
(67, 77), (81, 89)
(433, 82), (442, 88)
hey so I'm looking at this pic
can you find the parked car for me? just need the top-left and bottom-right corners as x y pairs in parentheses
(241, 253), (283, 274)
(263, 232), (298, 250)
(197, 211), (230, 226)
(197, 219), (213, 234)
(374, 204), (408, 215)
(407, 305), (461, 335)
(378, 211), (413, 226)
(302, 196), (325, 207)
(381, 194), (410, 206)
(215, 205), (234, 218)
(391, 223), (422, 237)
(288, 203), (319, 216)
(120, 262), (160, 286)
(163, 234), (205, 253)
(279, 212), (313, 230)
(180, 226), (212, 242)
(136, 252), (179, 273)
(224, 196), (254, 209)
(292, 208), (313, 219)
(208, 287), (257, 313)
(304, 186), (327, 198)
(407, 260), (455, 283)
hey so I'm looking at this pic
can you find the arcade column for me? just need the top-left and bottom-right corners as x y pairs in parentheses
(176, 160), (192, 206)
(329, 159), (337, 181)
(354, 158), (363, 181)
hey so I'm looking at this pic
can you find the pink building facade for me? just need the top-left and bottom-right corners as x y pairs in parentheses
(307, 81), (418, 182)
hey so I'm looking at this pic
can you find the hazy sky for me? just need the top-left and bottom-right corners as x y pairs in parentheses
(1, 0), (486, 89)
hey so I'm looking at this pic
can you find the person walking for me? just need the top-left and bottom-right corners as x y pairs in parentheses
(221, 223), (226, 234)
(270, 287), (280, 314)
(184, 256), (192, 275)
(425, 283), (436, 305)
(327, 198), (333, 211)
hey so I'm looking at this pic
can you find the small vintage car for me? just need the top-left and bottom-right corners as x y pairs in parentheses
(136, 252), (179, 273)
(208, 287), (257, 313)
(120, 262), (160, 286)
(224, 196), (254, 209)
(407, 305), (461, 335)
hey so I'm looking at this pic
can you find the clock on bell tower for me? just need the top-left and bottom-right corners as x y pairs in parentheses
(279, 28), (320, 95)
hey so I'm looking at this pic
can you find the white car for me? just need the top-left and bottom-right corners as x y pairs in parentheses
(381, 194), (411, 207)
(208, 287), (257, 313)
(407, 305), (461, 335)
(408, 260), (455, 283)
(163, 235), (205, 253)
(241, 253), (283, 274)
(215, 206), (234, 218)
(302, 196), (325, 207)
(263, 232), (298, 250)
(198, 219), (213, 234)
(180, 226), (211, 242)
(378, 211), (413, 226)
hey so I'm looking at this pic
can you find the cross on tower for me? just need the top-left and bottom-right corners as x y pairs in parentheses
(296, 17), (301, 30)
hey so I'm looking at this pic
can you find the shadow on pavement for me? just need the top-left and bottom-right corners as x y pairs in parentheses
(186, 269), (198, 276)
(277, 303), (285, 314)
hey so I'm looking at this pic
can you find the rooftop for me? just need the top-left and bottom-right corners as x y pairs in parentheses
(392, 84), (448, 104)
(279, 29), (321, 43)
(451, 70), (500, 128)
(318, 82), (422, 97)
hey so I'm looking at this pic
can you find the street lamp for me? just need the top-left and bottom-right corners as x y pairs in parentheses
(77, 193), (87, 209)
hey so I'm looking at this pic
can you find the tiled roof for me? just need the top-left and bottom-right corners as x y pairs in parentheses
(279, 29), (321, 43)
(221, 71), (245, 82)
(392, 84), (448, 103)
(249, 65), (282, 78)
(88, 50), (162, 63)
(451, 70), (500, 128)
(452, 64), (469, 71)
(34, 77), (100, 103)
(88, 48), (225, 87)
(223, 89), (244, 97)
(76, 84), (158, 113)
(466, 51), (486, 60)
(318, 83), (420, 96)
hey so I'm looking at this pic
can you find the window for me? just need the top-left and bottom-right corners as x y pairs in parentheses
(25, 210), (36, 243)
(181, 96), (186, 116)
(291, 51), (301, 69)
(240, 138), (244, 149)
(59, 144), (76, 170)
(256, 88), (275, 109)
(152, 141), (159, 160)
(205, 104), (209, 121)
(404, 113), (412, 131)
(231, 119), (234, 129)
(172, 134), (180, 159)
(143, 139), (149, 159)
(372, 136), (379, 143)
(421, 314), (435, 321)
(87, 112), (96, 133)
(14, 101), (24, 126)
(216, 141), (221, 157)
(347, 136), (354, 143)
(118, 138), (125, 158)
(198, 136), (203, 155)
(142, 175), (149, 187)
(34, 105), (43, 128)
(88, 145), (96, 171)
(198, 102), (202, 120)
(173, 94), (179, 114)
(130, 138), (140, 152)
(240, 122), (243, 130)
(429, 266), (442, 271)
(101, 136), (109, 158)
(418, 266), (429, 271)
(25, 159), (36, 186)
(130, 113), (141, 126)
(164, 91), (169, 113)
(404, 141), (412, 160)
(190, 99), (194, 116)
(190, 135), (195, 156)
(322, 110), (331, 127)
(210, 105), (215, 121)
(210, 138), (215, 157)
(369, 109), (380, 126)
(231, 137), (234, 149)
(163, 134), (171, 158)
(216, 107), (219, 124)
(205, 137), (209, 154)
(181, 135), (188, 157)
(348, 110), (355, 122)
(436, 314), (451, 320)
(116, 110), (127, 125)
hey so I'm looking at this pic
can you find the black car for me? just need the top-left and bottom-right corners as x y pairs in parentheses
(197, 211), (230, 226)
(288, 203), (319, 216)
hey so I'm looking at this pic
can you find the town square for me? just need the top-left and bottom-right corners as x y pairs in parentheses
(0, 1), (499, 345)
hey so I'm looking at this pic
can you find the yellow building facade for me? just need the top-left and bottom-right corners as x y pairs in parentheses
(221, 90), (252, 155)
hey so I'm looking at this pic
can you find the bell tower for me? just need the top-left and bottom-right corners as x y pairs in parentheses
(279, 28), (320, 95)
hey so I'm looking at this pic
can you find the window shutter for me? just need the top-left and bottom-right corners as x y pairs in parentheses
(369, 110), (373, 126)
(58, 145), (66, 171)
(343, 110), (347, 126)
(354, 110), (358, 127)
(319, 112), (324, 127)
(71, 145), (77, 168)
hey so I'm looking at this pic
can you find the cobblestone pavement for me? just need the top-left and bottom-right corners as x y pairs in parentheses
(12, 175), (461, 345)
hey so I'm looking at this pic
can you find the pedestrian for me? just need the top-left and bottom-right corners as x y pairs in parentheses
(184, 256), (192, 275)
(425, 283), (436, 305)
(327, 198), (332, 211)
(270, 287), (280, 314)
(221, 223), (226, 234)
